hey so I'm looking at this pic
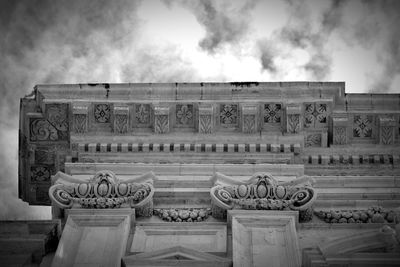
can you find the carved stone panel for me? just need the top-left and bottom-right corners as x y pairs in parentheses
(153, 105), (170, 134)
(72, 103), (89, 134)
(134, 104), (151, 126)
(305, 133), (322, 147)
(198, 105), (214, 134)
(175, 104), (194, 127)
(264, 103), (282, 124)
(220, 104), (238, 127)
(30, 165), (54, 182)
(353, 114), (373, 138)
(378, 115), (396, 145)
(30, 103), (69, 142)
(94, 103), (111, 123)
(286, 105), (301, 134)
(332, 114), (349, 145)
(113, 105), (129, 134)
(241, 105), (258, 133)
(304, 102), (328, 128)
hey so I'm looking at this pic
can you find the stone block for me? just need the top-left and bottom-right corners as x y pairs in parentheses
(228, 210), (301, 267)
(52, 209), (133, 267)
(88, 143), (96, 153)
(238, 143), (245, 153)
(142, 143), (149, 153)
(249, 144), (256, 153)
(130, 222), (227, 253)
(111, 143), (118, 153)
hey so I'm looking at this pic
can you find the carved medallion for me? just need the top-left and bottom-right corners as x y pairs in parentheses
(220, 104), (238, 125)
(264, 104), (281, 123)
(304, 103), (327, 128)
(31, 165), (53, 182)
(94, 104), (111, 123)
(176, 104), (193, 125)
(353, 115), (373, 138)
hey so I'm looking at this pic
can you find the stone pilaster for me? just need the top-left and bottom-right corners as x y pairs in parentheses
(72, 103), (89, 134)
(286, 104), (301, 133)
(332, 114), (349, 145)
(378, 115), (396, 145)
(241, 104), (258, 134)
(153, 105), (170, 134)
(198, 104), (214, 134)
(113, 105), (129, 134)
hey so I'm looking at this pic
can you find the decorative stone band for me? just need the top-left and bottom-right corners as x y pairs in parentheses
(49, 170), (155, 209)
(210, 172), (317, 221)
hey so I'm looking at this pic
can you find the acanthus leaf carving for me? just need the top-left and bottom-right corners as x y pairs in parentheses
(243, 115), (256, 133)
(287, 114), (300, 133)
(333, 126), (347, 145)
(199, 114), (212, 133)
(154, 114), (169, 134)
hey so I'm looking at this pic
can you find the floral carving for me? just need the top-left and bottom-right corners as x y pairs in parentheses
(135, 104), (150, 124)
(305, 133), (322, 147)
(243, 115), (256, 133)
(287, 114), (300, 133)
(154, 208), (211, 222)
(220, 104), (238, 125)
(30, 104), (69, 141)
(154, 115), (169, 133)
(94, 104), (111, 123)
(333, 126), (347, 145)
(35, 148), (55, 164)
(199, 115), (212, 133)
(353, 115), (373, 138)
(115, 114), (128, 134)
(49, 170), (155, 211)
(304, 103), (327, 128)
(31, 165), (52, 182)
(176, 104), (193, 125)
(210, 172), (316, 222)
(264, 104), (281, 123)
(73, 114), (87, 133)
(315, 206), (397, 224)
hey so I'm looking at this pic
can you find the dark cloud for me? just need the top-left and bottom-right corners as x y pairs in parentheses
(179, 0), (258, 53)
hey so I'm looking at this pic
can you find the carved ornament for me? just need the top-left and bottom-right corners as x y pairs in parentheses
(210, 172), (316, 221)
(49, 170), (155, 209)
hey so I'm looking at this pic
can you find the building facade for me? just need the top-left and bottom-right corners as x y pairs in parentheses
(14, 82), (400, 266)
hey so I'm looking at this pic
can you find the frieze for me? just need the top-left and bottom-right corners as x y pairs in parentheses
(210, 172), (316, 222)
(49, 170), (155, 211)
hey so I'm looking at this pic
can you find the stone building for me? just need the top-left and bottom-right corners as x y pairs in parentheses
(7, 82), (400, 266)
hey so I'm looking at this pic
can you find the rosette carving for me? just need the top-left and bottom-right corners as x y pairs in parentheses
(48, 170), (155, 211)
(210, 172), (316, 221)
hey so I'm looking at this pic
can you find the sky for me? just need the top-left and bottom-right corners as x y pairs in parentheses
(0, 0), (400, 220)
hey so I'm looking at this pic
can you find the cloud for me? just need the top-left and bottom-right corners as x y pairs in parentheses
(177, 0), (258, 53)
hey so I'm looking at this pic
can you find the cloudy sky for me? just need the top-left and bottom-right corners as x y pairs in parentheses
(0, 0), (400, 220)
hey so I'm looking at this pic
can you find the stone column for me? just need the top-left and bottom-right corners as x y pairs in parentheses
(286, 104), (301, 134)
(198, 104), (214, 134)
(72, 103), (89, 134)
(153, 105), (170, 134)
(378, 115), (396, 145)
(113, 105), (129, 134)
(241, 104), (258, 134)
(332, 114), (349, 145)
